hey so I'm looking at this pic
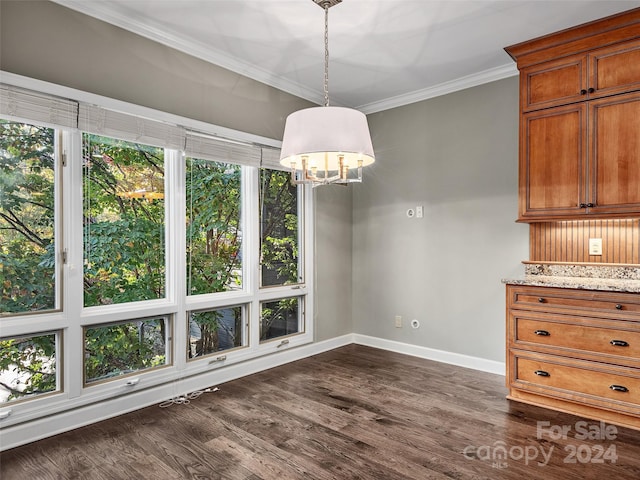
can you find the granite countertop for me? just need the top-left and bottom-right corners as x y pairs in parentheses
(502, 263), (640, 294)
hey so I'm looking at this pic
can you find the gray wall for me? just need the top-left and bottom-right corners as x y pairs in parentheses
(314, 186), (354, 340)
(353, 77), (529, 362)
(0, 0), (351, 343)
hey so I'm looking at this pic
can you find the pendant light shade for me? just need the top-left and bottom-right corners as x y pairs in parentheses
(280, 0), (375, 186)
(280, 106), (375, 172)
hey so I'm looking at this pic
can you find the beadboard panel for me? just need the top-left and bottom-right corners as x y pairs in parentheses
(530, 219), (640, 264)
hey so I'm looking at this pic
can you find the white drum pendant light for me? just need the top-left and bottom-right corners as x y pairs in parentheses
(280, 0), (375, 186)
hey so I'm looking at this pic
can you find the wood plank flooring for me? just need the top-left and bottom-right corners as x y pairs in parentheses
(2, 344), (640, 479)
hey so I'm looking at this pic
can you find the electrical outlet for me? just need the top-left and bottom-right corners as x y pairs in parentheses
(589, 238), (603, 256)
(395, 315), (402, 328)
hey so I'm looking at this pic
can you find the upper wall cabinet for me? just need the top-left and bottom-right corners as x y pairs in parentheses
(521, 39), (640, 112)
(506, 8), (640, 222)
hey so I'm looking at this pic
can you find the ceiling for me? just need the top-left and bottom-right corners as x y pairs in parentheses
(53, 0), (638, 114)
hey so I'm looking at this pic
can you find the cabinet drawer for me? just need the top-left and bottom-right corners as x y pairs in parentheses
(512, 314), (640, 366)
(508, 286), (640, 317)
(513, 353), (640, 414)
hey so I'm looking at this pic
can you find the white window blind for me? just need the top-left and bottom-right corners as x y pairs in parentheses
(1, 84), (282, 168)
(79, 104), (185, 150)
(0, 84), (78, 129)
(184, 131), (262, 167)
(260, 146), (286, 171)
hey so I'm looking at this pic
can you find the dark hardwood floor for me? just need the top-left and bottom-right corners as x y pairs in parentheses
(2, 344), (640, 479)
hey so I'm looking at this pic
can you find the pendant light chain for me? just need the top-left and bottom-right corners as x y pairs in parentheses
(324, 3), (330, 107)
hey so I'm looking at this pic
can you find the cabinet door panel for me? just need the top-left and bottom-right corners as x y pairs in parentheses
(590, 39), (640, 98)
(522, 54), (586, 111)
(589, 92), (640, 214)
(520, 104), (586, 219)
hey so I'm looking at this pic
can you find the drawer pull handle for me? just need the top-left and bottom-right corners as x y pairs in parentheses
(610, 340), (629, 347)
(537, 297), (545, 303)
(534, 330), (550, 336)
(609, 385), (629, 393)
(615, 304), (623, 310)
(534, 370), (550, 377)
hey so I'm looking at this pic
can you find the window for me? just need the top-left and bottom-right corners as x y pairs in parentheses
(260, 297), (303, 342)
(260, 169), (302, 287)
(0, 332), (59, 404)
(187, 305), (245, 359)
(0, 83), (313, 436)
(186, 158), (242, 295)
(0, 120), (58, 314)
(84, 317), (171, 384)
(83, 134), (166, 307)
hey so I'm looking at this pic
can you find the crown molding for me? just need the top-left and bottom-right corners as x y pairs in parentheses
(357, 63), (518, 114)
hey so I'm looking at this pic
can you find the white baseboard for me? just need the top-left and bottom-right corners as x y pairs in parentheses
(353, 334), (506, 376)
(1, 333), (504, 451)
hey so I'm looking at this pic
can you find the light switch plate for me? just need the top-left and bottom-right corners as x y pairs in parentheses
(589, 238), (603, 256)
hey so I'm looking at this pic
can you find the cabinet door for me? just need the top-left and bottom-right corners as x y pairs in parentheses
(519, 103), (587, 220)
(588, 91), (640, 215)
(590, 39), (640, 99)
(521, 53), (587, 112)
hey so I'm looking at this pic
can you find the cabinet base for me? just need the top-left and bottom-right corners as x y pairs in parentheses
(508, 390), (640, 431)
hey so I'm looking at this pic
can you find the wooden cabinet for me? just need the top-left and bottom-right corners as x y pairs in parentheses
(506, 285), (640, 430)
(521, 39), (640, 112)
(520, 91), (640, 219)
(588, 93), (640, 215)
(521, 103), (586, 217)
(506, 8), (640, 222)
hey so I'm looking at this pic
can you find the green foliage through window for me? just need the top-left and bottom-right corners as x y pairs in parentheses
(1, 120), (306, 402)
(261, 297), (300, 341)
(0, 120), (56, 314)
(188, 306), (243, 358)
(83, 134), (165, 306)
(0, 333), (57, 404)
(186, 158), (242, 295)
(84, 317), (168, 383)
(260, 169), (300, 286)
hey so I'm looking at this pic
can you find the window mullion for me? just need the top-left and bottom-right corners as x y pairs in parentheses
(64, 129), (84, 399)
(243, 166), (261, 350)
(166, 149), (186, 370)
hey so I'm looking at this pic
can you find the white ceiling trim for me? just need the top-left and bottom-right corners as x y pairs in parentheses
(359, 63), (518, 114)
